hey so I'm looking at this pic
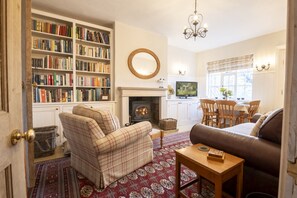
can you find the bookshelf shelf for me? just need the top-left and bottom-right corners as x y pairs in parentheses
(35, 85), (73, 88)
(76, 70), (110, 75)
(32, 49), (72, 56)
(32, 30), (72, 40)
(76, 38), (110, 47)
(76, 54), (110, 61)
(32, 68), (73, 72)
(76, 86), (110, 89)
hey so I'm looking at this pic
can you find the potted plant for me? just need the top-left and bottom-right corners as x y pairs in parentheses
(167, 85), (175, 99)
(219, 87), (232, 99)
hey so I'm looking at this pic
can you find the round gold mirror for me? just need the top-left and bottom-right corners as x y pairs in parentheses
(128, 48), (160, 79)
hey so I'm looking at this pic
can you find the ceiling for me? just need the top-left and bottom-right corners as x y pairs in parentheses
(31, 0), (287, 52)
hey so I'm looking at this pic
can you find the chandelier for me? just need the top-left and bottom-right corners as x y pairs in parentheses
(183, 0), (208, 40)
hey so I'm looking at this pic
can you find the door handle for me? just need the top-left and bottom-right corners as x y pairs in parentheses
(11, 129), (35, 145)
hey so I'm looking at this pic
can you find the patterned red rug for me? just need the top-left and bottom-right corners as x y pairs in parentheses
(28, 131), (216, 198)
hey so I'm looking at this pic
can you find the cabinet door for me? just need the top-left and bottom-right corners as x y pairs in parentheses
(33, 106), (63, 146)
(177, 102), (189, 126)
(167, 101), (178, 119)
(188, 102), (200, 122)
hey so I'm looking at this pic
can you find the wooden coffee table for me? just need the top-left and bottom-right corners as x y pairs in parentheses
(175, 143), (244, 198)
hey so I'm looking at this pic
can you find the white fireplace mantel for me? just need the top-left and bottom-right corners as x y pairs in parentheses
(118, 87), (167, 125)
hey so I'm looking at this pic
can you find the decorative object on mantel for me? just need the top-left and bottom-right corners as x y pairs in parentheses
(157, 78), (166, 88)
(256, 63), (270, 71)
(128, 48), (160, 79)
(183, 0), (208, 40)
(219, 87), (232, 99)
(167, 85), (175, 99)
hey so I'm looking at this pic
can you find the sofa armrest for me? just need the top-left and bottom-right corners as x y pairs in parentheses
(190, 124), (281, 177)
(95, 121), (152, 154)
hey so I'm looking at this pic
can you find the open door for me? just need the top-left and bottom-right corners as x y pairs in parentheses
(0, 0), (34, 196)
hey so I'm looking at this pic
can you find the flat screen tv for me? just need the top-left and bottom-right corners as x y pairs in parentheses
(176, 81), (198, 98)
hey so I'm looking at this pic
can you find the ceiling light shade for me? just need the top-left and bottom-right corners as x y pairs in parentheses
(183, 0), (208, 40)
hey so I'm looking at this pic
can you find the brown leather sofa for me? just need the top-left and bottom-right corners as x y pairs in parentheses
(190, 108), (283, 197)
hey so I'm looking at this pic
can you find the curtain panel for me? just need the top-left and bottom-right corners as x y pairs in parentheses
(207, 54), (253, 73)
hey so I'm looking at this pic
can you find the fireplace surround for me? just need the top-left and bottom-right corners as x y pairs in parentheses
(118, 87), (167, 126)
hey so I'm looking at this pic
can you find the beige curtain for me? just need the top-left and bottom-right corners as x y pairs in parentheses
(207, 54), (253, 73)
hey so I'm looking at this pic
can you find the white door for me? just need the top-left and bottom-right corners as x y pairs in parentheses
(0, 0), (29, 196)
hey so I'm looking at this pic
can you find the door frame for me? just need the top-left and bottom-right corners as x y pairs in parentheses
(22, 0), (35, 188)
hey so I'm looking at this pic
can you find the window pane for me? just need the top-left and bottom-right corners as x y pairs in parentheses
(208, 73), (221, 98)
(207, 68), (253, 100)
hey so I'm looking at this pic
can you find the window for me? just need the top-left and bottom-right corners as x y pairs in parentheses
(207, 54), (253, 100)
(208, 68), (253, 100)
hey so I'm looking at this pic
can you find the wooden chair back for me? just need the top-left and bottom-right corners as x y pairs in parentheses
(200, 99), (217, 126)
(247, 100), (261, 122)
(216, 100), (237, 128)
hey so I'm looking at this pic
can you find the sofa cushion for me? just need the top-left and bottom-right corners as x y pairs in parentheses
(250, 114), (267, 137)
(258, 108), (283, 144)
(72, 104), (120, 135)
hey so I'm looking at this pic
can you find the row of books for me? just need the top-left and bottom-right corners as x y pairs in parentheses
(76, 88), (103, 102)
(76, 60), (110, 73)
(32, 19), (72, 37)
(76, 44), (110, 59)
(76, 27), (110, 44)
(33, 73), (73, 86)
(33, 88), (73, 103)
(32, 55), (73, 70)
(32, 37), (73, 53)
(76, 76), (110, 87)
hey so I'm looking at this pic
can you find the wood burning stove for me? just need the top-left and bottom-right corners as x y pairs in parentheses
(131, 101), (151, 123)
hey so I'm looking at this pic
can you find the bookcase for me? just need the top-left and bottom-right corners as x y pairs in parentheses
(31, 9), (113, 103)
(31, 9), (115, 146)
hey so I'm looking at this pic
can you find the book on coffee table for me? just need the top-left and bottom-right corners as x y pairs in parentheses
(207, 149), (225, 162)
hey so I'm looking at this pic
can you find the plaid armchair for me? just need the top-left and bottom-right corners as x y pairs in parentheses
(59, 105), (153, 189)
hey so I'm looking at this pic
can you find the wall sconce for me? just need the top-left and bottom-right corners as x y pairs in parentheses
(178, 70), (186, 75)
(256, 63), (270, 72)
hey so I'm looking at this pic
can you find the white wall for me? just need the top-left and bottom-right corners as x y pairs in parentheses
(114, 21), (168, 117)
(167, 46), (198, 99)
(196, 30), (286, 113)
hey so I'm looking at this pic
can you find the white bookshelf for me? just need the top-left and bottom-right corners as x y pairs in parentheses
(31, 9), (113, 103)
(31, 9), (115, 146)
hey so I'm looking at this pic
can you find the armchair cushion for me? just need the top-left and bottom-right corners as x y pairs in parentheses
(73, 104), (120, 135)
(259, 108), (283, 144)
(95, 121), (152, 154)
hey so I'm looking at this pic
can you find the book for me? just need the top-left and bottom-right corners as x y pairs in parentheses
(207, 153), (225, 162)
(208, 148), (224, 157)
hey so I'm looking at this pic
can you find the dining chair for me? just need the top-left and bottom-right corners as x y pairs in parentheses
(247, 100), (261, 122)
(200, 99), (218, 127)
(216, 100), (237, 128)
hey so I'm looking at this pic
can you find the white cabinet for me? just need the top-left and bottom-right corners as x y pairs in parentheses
(33, 102), (116, 146)
(33, 105), (62, 145)
(166, 99), (201, 128)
